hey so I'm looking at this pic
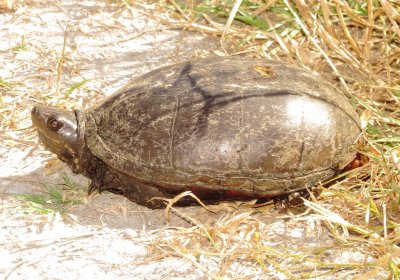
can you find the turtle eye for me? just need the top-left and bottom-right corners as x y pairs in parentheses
(47, 116), (63, 131)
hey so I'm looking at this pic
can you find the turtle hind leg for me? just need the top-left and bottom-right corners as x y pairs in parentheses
(123, 180), (174, 209)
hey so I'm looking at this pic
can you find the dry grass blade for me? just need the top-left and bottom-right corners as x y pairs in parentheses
(335, 2), (363, 57)
(168, 0), (191, 21)
(364, 0), (374, 64)
(55, 23), (68, 96)
(221, 0), (243, 47)
(320, 0), (336, 35)
(152, 191), (216, 222)
(379, 0), (400, 38)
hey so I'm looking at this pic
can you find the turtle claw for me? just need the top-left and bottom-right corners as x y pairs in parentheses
(88, 181), (99, 195)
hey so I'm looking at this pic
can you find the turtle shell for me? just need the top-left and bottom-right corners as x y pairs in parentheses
(84, 56), (360, 198)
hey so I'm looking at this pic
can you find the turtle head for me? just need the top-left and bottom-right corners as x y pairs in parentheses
(31, 105), (81, 170)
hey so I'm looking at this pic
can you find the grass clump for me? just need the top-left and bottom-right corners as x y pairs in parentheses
(11, 36), (27, 53)
(16, 174), (87, 214)
(0, 77), (12, 88)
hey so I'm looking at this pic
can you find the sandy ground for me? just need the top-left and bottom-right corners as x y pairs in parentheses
(0, 1), (388, 279)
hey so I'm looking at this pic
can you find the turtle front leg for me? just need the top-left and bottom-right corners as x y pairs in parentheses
(88, 169), (172, 209)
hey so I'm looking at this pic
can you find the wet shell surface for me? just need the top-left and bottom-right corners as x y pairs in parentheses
(83, 56), (361, 198)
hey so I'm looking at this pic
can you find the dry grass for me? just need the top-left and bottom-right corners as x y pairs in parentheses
(2, 0), (399, 278)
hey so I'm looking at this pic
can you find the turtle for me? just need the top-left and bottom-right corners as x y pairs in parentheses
(31, 56), (361, 209)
